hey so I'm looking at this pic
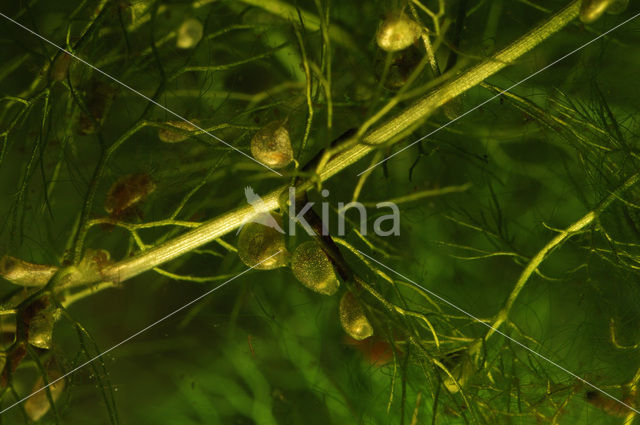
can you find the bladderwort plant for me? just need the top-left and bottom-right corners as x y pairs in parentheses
(1, 0), (640, 423)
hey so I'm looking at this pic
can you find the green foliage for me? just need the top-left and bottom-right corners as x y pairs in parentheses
(1, 0), (640, 424)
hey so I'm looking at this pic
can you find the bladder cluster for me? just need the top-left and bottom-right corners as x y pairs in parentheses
(243, 121), (373, 339)
(237, 221), (374, 341)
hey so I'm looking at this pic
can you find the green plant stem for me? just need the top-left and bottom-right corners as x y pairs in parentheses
(315, 0), (581, 180)
(75, 193), (283, 287)
(60, 281), (116, 308)
(28, 1), (582, 292)
(362, 183), (472, 206)
(484, 172), (640, 342)
(485, 211), (596, 340)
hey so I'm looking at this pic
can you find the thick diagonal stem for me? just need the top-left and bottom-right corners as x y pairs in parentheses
(62, 1), (581, 289)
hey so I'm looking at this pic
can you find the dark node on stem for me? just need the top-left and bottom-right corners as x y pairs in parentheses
(51, 52), (72, 83)
(2, 343), (27, 386)
(77, 81), (116, 135)
(585, 390), (635, 417)
(105, 173), (156, 219)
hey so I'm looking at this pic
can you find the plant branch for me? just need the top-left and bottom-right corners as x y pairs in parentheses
(18, 1), (583, 292)
(484, 172), (640, 341)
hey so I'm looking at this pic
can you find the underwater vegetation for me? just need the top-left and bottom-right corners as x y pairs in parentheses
(0, 0), (640, 424)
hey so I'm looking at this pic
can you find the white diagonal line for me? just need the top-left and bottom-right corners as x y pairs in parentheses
(0, 250), (282, 416)
(356, 248), (640, 414)
(358, 10), (640, 176)
(0, 12), (282, 176)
